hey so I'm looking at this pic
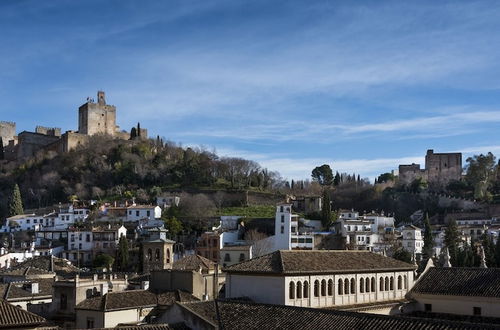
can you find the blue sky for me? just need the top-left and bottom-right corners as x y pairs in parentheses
(1, 0), (500, 180)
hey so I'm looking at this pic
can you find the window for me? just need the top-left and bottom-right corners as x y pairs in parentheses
(385, 277), (389, 291)
(350, 278), (355, 294)
(380, 277), (384, 291)
(371, 277), (376, 292)
(136, 211), (140, 217)
(390, 277), (394, 290)
(281, 226), (284, 234)
(147, 211), (151, 217)
(303, 281), (309, 298)
(344, 278), (349, 294)
(403, 275), (408, 289)
(167, 249), (171, 263)
(328, 279), (333, 296)
(314, 280), (319, 297)
(129, 211), (132, 215)
(297, 281), (302, 298)
(289, 282), (295, 299)
(360, 278), (364, 293)
(34, 219), (37, 223)
(239, 253), (245, 262)
(224, 253), (231, 262)
(27, 219), (30, 224)
(86, 317), (95, 329)
(321, 279), (326, 296)
(365, 277), (370, 293)
(280, 206), (284, 212)
(147, 249), (152, 261)
(473, 307), (481, 316)
(397, 276), (402, 290)
(281, 215), (285, 223)
(60, 294), (67, 310)
(338, 279), (343, 295)
(86, 234), (91, 242)
(79, 243), (82, 249)
(424, 304), (432, 312)
(155, 248), (160, 260)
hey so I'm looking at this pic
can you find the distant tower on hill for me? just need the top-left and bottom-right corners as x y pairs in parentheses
(78, 91), (118, 136)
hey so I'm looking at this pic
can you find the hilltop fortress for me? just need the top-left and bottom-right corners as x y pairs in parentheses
(399, 149), (462, 188)
(0, 91), (147, 161)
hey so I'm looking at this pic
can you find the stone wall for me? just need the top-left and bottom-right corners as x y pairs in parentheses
(60, 131), (89, 152)
(425, 149), (462, 187)
(0, 121), (16, 146)
(17, 131), (60, 159)
(35, 126), (61, 137)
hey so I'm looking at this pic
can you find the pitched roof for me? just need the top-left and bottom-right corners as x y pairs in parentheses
(410, 267), (500, 298)
(172, 255), (216, 272)
(0, 299), (48, 328)
(0, 265), (54, 277)
(223, 250), (416, 275)
(178, 301), (218, 326)
(215, 300), (500, 330)
(2, 279), (54, 300)
(75, 289), (198, 311)
(0, 256), (80, 277)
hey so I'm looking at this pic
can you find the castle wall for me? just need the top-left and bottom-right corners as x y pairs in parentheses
(78, 103), (117, 136)
(35, 126), (61, 137)
(398, 164), (426, 185)
(17, 131), (60, 159)
(425, 150), (462, 186)
(60, 131), (90, 152)
(0, 121), (16, 146)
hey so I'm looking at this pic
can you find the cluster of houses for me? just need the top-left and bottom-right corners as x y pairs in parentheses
(0, 197), (500, 329)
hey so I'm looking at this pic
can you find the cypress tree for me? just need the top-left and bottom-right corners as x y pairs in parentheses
(116, 236), (129, 271)
(0, 137), (4, 160)
(9, 184), (24, 217)
(444, 219), (459, 266)
(422, 213), (434, 259)
(130, 127), (137, 139)
(137, 122), (141, 137)
(321, 189), (332, 229)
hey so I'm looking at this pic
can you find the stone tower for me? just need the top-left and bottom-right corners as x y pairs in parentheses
(78, 91), (118, 136)
(142, 227), (175, 273)
(425, 149), (462, 186)
(0, 121), (16, 147)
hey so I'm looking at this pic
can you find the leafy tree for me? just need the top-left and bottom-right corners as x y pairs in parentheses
(9, 184), (24, 217)
(410, 178), (428, 193)
(93, 254), (115, 270)
(130, 127), (137, 139)
(422, 213), (434, 259)
(163, 216), (183, 237)
(377, 172), (394, 184)
(116, 236), (129, 271)
(312, 164), (333, 186)
(444, 219), (460, 266)
(393, 248), (412, 263)
(465, 152), (496, 200)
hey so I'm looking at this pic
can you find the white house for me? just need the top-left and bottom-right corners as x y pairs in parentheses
(224, 250), (416, 310)
(156, 195), (180, 209)
(274, 204), (314, 251)
(401, 225), (423, 255)
(126, 205), (162, 222)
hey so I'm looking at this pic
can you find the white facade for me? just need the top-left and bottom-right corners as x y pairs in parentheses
(126, 205), (162, 221)
(156, 195), (180, 208)
(401, 225), (423, 255)
(274, 204), (314, 251)
(226, 270), (414, 308)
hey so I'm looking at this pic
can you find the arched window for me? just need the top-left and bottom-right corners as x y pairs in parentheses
(404, 275), (408, 289)
(390, 277), (394, 290)
(289, 282), (295, 299)
(365, 277), (370, 293)
(297, 281), (302, 299)
(344, 278), (349, 294)
(167, 249), (171, 263)
(371, 277), (376, 292)
(321, 279), (326, 296)
(147, 248), (152, 261)
(385, 277), (389, 291)
(360, 278), (364, 293)
(338, 279), (343, 295)
(350, 278), (355, 294)
(379, 277), (384, 291)
(314, 280), (320, 297)
(303, 281), (309, 298)
(155, 248), (160, 260)
(397, 276), (402, 290)
(224, 253), (231, 262)
(328, 279), (333, 296)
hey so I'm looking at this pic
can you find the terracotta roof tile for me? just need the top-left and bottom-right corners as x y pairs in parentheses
(410, 267), (500, 298)
(0, 299), (48, 328)
(172, 255), (216, 272)
(215, 300), (500, 330)
(224, 250), (416, 275)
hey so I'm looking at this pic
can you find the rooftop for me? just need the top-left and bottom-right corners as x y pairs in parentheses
(223, 250), (416, 275)
(215, 300), (500, 330)
(410, 267), (500, 298)
(172, 255), (216, 272)
(0, 299), (50, 329)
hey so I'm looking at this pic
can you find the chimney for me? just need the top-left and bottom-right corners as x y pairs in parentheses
(30, 282), (39, 294)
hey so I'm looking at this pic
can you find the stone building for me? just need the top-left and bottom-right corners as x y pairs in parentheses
(398, 149), (462, 188)
(224, 250), (416, 310)
(0, 121), (16, 147)
(142, 227), (175, 273)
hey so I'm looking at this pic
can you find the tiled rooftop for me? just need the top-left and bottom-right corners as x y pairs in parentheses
(224, 250), (416, 274)
(410, 267), (500, 298)
(0, 299), (49, 329)
(172, 255), (216, 272)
